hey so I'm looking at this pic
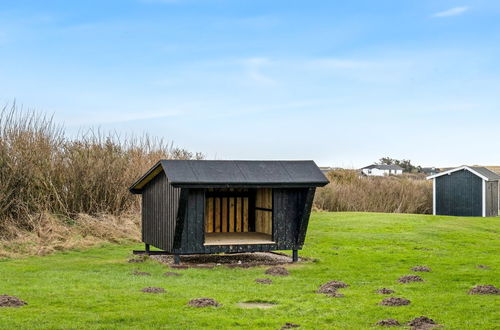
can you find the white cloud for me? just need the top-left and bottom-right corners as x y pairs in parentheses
(432, 6), (469, 18)
(242, 57), (277, 86)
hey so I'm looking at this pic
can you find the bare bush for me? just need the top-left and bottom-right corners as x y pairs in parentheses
(0, 104), (202, 238)
(314, 169), (432, 214)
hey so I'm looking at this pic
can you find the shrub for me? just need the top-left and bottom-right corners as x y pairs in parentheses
(0, 104), (202, 237)
(314, 170), (432, 214)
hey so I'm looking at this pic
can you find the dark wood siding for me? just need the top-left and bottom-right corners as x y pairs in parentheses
(273, 188), (308, 250)
(142, 171), (181, 251)
(436, 170), (482, 217)
(486, 181), (499, 217)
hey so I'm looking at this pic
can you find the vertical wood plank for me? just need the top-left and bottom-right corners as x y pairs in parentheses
(221, 197), (228, 233)
(236, 197), (242, 232)
(229, 197), (235, 232)
(214, 197), (221, 232)
(243, 197), (248, 232)
(206, 197), (213, 233)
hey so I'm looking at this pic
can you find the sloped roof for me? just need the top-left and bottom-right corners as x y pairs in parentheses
(427, 166), (500, 181)
(362, 164), (403, 171)
(130, 160), (329, 193)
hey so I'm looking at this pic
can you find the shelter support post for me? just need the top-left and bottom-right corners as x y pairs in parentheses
(174, 255), (181, 265)
(292, 250), (298, 262)
(145, 244), (150, 253)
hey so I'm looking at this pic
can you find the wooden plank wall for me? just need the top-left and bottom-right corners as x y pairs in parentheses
(205, 190), (249, 233)
(142, 171), (181, 251)
(436, 170), (482, 216)
(255, 188), (272, 235)
(486, 181), (499, 217)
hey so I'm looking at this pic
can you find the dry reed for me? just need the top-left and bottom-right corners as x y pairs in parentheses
(314, 169), (432, 214)
(0, 104), (202, 243)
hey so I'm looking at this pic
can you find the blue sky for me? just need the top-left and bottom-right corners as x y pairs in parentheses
(1, 1), (499, 167)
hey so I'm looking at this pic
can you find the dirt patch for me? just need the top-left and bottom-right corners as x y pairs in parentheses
(407, 316), (438, 329)
(0, 295), (27, 308)
(141, 287), (165, 294)
(398, 275), (424, 283)
(265, 266), (289, 276)
(411, 266), (431, 272)
(281, 322), (300, 329)
(255, 278), (272, 284)
(237, 302), (277, 309)
(170, 264), (189, 269)
(477, 264), (490, 269)
(468, 285), (500, 295)
(164, 272), (182, 277)
(376, 319), (400, 327)
(376, 288), (395, 295)
(188, 298), (220, 308)
(379, 297), (410, 306)
(190, 264), (215, 269)
(128, 257), (145, 263)
(132, 270), (151, 276)
(151, 252), (296, 268)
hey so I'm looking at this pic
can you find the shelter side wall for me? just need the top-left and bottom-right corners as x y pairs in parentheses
(486, 181), (499, 217)
(142, 171), (181, 251)
(272, 188), (308, 250)
(435, 170), (482, 217)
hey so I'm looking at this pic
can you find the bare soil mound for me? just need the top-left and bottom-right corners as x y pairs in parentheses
(0, 295), (27, 308)
(379, 297), (410, 306)
(411, 266), (431, 272)
(152, 252), (295, 268)
(188, 298), (220, 307)
(317, 280), (348, 297)
(407, 316), (438, 329)
(141, 287), (165, 294)
(265, 266), (289, 276)
(281, 322), (300, 329)
(255, 278), (272, 284)
(376, 319), (400, 327)
(376, 288), (395, 295)
(468, 285), (500, 295)
(398, 275), (424, 283)
(132, 270), (151, 276)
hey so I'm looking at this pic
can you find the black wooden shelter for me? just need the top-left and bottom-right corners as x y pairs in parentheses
(427, 166), (500, 217)
(130, 160), (329, 262)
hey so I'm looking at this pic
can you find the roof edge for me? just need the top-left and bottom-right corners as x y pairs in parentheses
(426, 166), (495, 181)
(129, 161), (164, 194)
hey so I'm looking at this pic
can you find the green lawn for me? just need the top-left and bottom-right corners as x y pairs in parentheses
(1, 212), (499, 329)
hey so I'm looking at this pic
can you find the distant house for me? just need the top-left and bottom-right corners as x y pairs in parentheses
(319, 166), (335, 174)
(421, 167), (440, 175)
(361, 164), (403, 176)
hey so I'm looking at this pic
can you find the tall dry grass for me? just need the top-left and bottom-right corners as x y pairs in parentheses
(0, 104), (202, 243)
(314, 169), (432, 214)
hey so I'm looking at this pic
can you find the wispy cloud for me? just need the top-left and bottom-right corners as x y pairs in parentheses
(432, 6), (469, 18)
(242, 57), (277, 86)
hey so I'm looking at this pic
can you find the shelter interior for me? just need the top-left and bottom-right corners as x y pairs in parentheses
(204, 188), (274, 245)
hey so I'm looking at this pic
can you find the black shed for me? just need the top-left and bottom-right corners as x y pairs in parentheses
(130, 160), (329, 261)
(427, 166), (500, 217)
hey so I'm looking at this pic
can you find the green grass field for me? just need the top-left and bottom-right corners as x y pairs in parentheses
(1, 212), (499, 329)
